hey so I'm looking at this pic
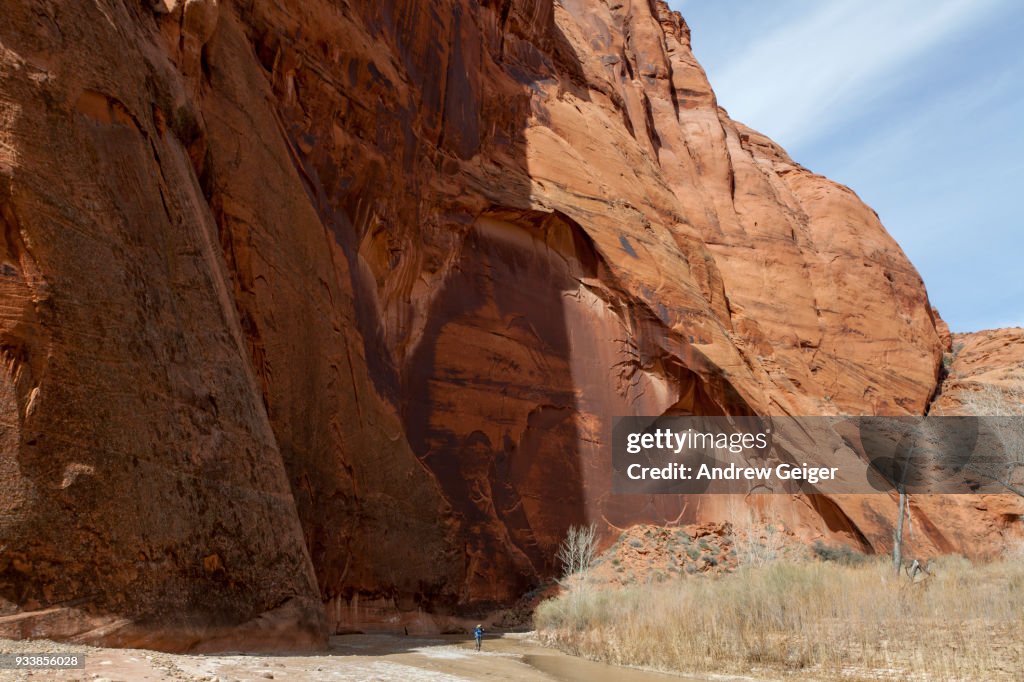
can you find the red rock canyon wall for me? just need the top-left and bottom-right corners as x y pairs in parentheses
(0, 0), (1014, 649)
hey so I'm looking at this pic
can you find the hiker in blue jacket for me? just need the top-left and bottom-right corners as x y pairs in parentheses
(473, 624), (484, 651)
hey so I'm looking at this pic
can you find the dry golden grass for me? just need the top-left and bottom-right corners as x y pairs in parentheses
(535, 556), (1024, 680)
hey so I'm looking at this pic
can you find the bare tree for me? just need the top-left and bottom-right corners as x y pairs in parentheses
(556, 524), (598, 579)
(885, 424), (918, 576)
(893, 485), (909, 575)
(730, 512), (783, 568)
(888, 384), (1023, 573)
(961, 383), (1024, 497)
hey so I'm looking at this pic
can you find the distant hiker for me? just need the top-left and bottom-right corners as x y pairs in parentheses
(473, 624), (484, 651)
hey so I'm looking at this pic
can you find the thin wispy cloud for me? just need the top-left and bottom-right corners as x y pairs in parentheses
(695, 0), (1005, 150)
(826, 68), (1012, 189)
(672, 0), (1023, 331)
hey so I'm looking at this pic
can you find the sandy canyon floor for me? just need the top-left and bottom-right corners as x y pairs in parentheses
(0, 633), (710, 682)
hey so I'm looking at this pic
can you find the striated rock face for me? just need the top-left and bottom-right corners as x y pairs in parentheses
(0, 0), (1005, 649)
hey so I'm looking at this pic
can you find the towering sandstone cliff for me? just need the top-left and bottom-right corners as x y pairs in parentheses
(0, 0), (1013, 649)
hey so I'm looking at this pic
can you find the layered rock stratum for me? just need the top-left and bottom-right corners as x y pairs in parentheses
(0, 0), (1019, 650)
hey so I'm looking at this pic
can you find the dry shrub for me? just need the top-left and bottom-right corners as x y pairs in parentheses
(535, 557), (1024, 680)
(730, 515), (785, 567)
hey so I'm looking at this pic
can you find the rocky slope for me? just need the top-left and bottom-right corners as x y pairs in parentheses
(0, 0), (1013, 649)
(932, 328), (1024, 414)
(924, 328), (1024, 547)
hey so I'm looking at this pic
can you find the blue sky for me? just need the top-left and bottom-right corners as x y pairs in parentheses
(669, 0), (1023, 332)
